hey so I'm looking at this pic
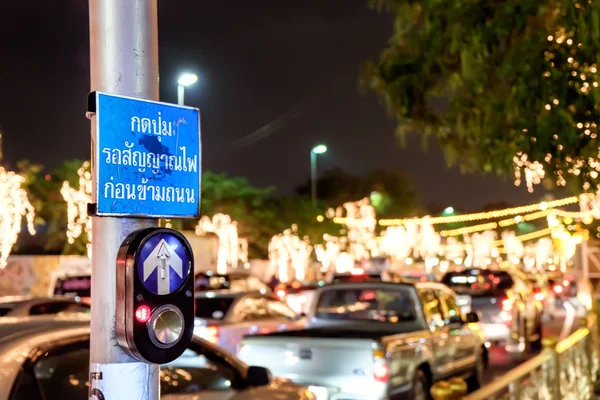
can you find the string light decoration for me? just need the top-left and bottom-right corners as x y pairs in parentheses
(60, 161), (92, 258)
(0, 166), (35, 268)
(268, 225), (313, 282)
(332, 195), (580, 227)
(513, 2), (600, 192)
(195, 214), (248, 274)
(513, 153), (545, 193)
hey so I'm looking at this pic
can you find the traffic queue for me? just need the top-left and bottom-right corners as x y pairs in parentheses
(0, 262), (578, 400)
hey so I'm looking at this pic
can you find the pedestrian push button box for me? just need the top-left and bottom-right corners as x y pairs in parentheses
(116, 227), (195, 364)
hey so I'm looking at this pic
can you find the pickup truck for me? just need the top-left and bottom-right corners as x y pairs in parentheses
(237, 281), (487, 400)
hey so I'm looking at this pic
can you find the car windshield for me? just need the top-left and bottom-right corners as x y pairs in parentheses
(53, 276), (92, 298)
(442, 270), (514, 296)
(194, 274), (249, 292)
(315, 287), (416, 322)
(195, 297), (235, 320)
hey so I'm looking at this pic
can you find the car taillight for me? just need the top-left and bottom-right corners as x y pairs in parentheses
(199, 325), (220, 344)
(501, 299), (512, 312)
(372, 349), (389, 383)
(351, 268), (364, 276)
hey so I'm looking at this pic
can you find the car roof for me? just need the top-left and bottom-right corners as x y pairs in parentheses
(197, 271), (251, 278)
(0, 316), (246, 397)
(317, 281), (415, 291)
(0, 296), (84, 307)
(415, 281), (456, 293)
(0, 314), (91, 345)
(195, 290), (269, 299)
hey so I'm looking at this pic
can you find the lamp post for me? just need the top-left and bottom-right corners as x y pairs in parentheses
(311, 144), (327, 207)
(443, 206), (455, 215)
(177, 73), (198, 105)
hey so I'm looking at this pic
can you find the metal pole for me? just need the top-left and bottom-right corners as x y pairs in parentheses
(177, 85), (185, 105)
(311, 151), (317, 207)
(88, 1), (159, 399)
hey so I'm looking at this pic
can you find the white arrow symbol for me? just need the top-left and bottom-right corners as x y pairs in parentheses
(143, 238), (183, 295)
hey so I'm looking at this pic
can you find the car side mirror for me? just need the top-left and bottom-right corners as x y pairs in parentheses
(465, 311), (480, 323)
(246, 366), (271, 387)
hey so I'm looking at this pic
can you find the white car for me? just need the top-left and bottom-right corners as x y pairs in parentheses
(0, 296), (90, 317)
(194, 291), (305, 354)
(0, 317), (314, 400)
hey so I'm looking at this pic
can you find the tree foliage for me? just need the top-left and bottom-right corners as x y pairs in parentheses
(200, 172), (339, 258)
(363, 0), (600, 191)
(15, 159), (88, 255)
(297, 167), (422, 217)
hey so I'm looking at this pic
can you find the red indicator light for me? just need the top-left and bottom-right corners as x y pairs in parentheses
(135, 305), (151, 323)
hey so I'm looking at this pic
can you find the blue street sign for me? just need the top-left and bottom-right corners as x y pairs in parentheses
(93, 92), (201, 218)
(136, 232), (192, 295)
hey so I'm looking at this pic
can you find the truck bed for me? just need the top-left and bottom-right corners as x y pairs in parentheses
(244, 324), (418, 340)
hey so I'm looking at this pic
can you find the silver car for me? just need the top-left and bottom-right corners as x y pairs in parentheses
(0, 296), (90, 317)
(194, 291), (305, 354)
(0, 317), (314, 400)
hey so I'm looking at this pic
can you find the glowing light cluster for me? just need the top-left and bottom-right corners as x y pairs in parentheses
(440, 222), (498, 237)
(463, 231), (498, 268)
(0, 166), (35, 268)
(370, 196), (578, 226)
(60, 162), (92, 258)
(513, 152), (545, 193)
(268, 225), (312, 283)
(513, 20), (600, 192)
(195, 214), (248, 274)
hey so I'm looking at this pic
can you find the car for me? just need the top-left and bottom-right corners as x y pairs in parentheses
(48, 259), (92, 304)
(194, 271), (272, 294)
(194, 291), (305, 354)
(328, 268), (403, 284)
(0, 296), (90, 317)
(274, 281), (325, 315)
(442, 268), (543, 352)
(0, 317), (313, 400)
(238, 281), (487, 399)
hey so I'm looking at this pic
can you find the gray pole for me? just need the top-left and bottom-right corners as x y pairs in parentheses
(88, 1), (159, 398)
(311, 151), (317, 207)
(177, 84), (185, 105)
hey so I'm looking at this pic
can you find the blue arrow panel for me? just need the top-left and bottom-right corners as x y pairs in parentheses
(136, 232), (191, 295)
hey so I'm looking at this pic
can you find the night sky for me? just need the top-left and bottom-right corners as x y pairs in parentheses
(0, 1), (563, 211)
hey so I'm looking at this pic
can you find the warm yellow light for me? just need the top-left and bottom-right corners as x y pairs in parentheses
(316, 215), (324, 222)
(61, 162), (92, 258)
(196, 214), (247, 274)
(0, 167), (36, 268)
(375, 195), (579, 226)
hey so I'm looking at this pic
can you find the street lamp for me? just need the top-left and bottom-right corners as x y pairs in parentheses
(311, 144), (327, 207)
(177, 73), (198, 105)
(443, 206), (455, 215)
